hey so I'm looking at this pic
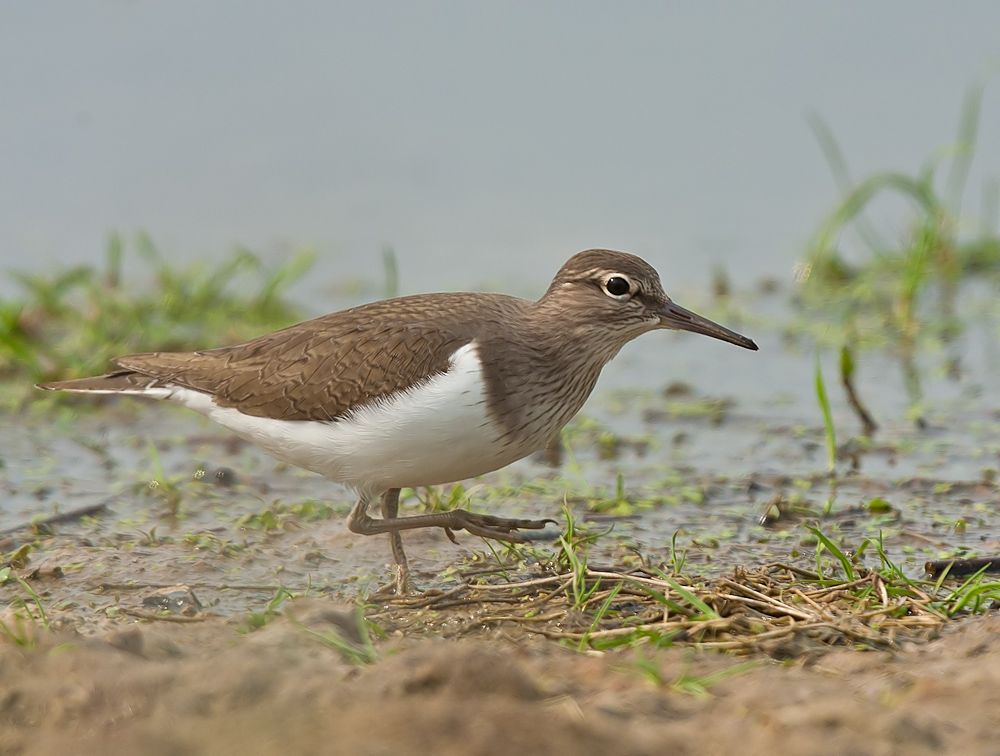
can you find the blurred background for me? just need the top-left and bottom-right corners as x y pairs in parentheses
(2, 1), (999, 298)
(3, 0), (1000, 632)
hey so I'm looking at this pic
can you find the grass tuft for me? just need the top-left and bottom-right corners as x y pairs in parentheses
(797, 74), (1000, 423)
(2, 233), (314, 408)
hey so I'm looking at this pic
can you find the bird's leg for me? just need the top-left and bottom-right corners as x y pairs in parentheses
(347, 491), (410, 594)
(379, 488), (411, 594)
(347, 494), (556, 544)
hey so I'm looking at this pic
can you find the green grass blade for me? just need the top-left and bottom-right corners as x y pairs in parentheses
(807, 112), (887, 252)
(664, 577), (719, 620)
(806, 525), (854, 581)
(579, 581), (623, 650)
(815, 350), (836, 473)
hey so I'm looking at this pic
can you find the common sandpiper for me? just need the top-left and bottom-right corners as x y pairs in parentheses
(38, 249), (758, 592)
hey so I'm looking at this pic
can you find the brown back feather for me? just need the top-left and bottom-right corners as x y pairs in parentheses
(109, 292), (530, 422)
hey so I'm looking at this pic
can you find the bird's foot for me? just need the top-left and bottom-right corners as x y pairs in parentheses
(393, 562), (413, 595)
(441, 511), (559, 544)
(348, 502), (559, 547)
(370, 563), (414, 598)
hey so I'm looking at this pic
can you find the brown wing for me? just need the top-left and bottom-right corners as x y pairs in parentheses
(43, 293), (514, 421)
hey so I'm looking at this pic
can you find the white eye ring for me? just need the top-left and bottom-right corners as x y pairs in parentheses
(603, 275), (633, 299)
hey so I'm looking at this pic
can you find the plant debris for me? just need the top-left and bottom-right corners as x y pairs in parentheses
(368, 559), (988, 654)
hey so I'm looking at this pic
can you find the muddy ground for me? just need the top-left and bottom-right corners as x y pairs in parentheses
(0, 607), (999, 756)
(4, 324), (1000, 754)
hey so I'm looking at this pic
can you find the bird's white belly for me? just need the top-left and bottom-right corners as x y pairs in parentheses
(165, 342), (533, 495)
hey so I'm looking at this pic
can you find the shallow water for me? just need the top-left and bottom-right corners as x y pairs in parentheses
(4, 281), (999, 617)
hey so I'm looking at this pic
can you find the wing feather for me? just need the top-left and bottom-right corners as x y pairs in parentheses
(42, 293), (524, 421)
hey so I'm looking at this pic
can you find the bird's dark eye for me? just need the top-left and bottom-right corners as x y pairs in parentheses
(605, 276), (631, 297)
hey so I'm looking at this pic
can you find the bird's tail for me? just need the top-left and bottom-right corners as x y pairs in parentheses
(37, 370), (164, 396)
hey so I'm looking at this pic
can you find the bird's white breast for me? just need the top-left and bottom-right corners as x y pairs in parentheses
(160, 341), (531, 495)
